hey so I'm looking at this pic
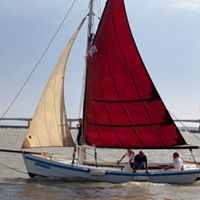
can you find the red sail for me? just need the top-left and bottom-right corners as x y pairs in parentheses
(84, 0), (186, 148)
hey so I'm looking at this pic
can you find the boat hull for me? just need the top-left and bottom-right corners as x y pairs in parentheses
(23, 154), (200, 184)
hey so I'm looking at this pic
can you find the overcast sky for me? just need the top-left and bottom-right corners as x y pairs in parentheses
(0, 0), (200, 126)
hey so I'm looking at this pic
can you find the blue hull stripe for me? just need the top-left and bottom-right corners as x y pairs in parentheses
(24, 156), (90, 173)
(24, 155), (200, 177)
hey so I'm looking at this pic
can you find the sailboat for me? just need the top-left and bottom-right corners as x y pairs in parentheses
(21, 0), (200, 184)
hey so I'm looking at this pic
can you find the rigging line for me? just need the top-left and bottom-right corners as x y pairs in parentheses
(190, 133), (200, 143)
(169, 111), (200, 142)
(0, 161), (27, 175)
(84, 150), (112, 163)
(96, 0), (101, 19)
(99, 0), (102, 14)
(169, 111), (190, 131)
(78, 66), (86, 119)
(96, 0), (102, 18)
(0, 0), (78, 120)
(99, 0), (102, 17)
(94, 13), (101, 21)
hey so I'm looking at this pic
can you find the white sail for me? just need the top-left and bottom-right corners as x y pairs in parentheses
(22, 19), (85, 149)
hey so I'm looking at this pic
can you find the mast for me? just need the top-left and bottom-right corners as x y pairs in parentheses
(81, 0), (94, 145)
(76, 0), (95, 165)
(87, 0), (94, 50)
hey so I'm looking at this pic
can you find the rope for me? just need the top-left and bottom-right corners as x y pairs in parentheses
(78, 65), (86, 119)
(96, 0), (101, 19)
(169, 111), (190, 132)
(85, 150), (113, 163)
(0, 0), (78, 119)
(0, 162), (27, 175)
(169, 111), (200, 142)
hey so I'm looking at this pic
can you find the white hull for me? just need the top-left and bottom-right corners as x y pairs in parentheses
(23, 154), (200, 184)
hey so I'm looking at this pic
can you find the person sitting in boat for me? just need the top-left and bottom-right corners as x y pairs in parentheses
(76, 119), (82, 145)
(133, 151), (148, 173)
(164, 152), (183, 170)
(117, 149), (135, 169)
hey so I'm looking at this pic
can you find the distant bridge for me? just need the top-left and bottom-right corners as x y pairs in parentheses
(174, 119), (200, 133)
(0, 118), (79, 130)
(174, 119), (200, 124)
(0, 118), (200, 130)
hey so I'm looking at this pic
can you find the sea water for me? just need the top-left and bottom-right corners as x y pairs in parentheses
(0, 129), (200, 200)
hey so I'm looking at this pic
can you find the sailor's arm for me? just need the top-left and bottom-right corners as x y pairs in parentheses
(117, 153), (126, 164)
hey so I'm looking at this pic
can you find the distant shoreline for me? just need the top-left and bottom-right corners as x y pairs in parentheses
(0, 125), (199, 133)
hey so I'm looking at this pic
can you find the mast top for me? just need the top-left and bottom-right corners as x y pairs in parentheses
(87, 0), (94, 50)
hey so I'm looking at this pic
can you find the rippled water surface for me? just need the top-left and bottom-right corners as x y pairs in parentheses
(0, 129), (200, 200)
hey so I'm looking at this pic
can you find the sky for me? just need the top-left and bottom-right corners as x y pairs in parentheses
(0, 0), (200, 127)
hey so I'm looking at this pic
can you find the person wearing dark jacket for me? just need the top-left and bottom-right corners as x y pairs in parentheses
(133, 151), (148, 173)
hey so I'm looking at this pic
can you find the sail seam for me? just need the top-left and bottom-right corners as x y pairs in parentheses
(53, 61), (62, 146)
(100, 3), (126, 146)
(109, 1), (144, 146)
(112, 0), (167, 146)
(87, 63), (106, 145)
(99, 15), (130, 146)
(87, 121), (172, 128)
(92, 98), (158, 103)
(85, 1), (123, 146)
(120, 0), (184, 146)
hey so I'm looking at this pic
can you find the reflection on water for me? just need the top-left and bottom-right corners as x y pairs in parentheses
(0, 129), (200, 200)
